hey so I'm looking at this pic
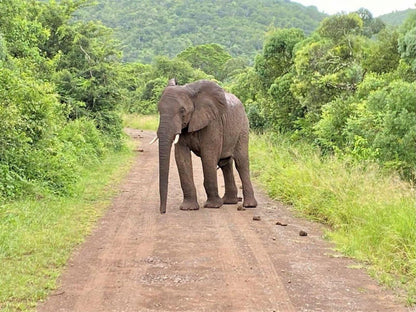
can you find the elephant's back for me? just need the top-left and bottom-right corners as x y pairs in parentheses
(224, 92), (249, 128)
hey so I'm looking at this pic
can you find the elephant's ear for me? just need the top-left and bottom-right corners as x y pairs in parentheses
(187, 81), (227, 132)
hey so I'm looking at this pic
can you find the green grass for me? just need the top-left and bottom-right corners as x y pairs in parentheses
(249, 132), (416, 305)
(122, 113), (158, 131)
(0, 141), (136, 311)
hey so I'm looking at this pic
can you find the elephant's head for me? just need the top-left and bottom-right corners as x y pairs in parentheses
(156, 79), (227, 213)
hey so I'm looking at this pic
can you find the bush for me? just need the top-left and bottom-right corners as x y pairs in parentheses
(58, 118), (106, 165)
(250, 133), (416, 303)
(345, 80), (416, 178)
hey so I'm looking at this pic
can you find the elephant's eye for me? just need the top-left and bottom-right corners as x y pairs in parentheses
(179, 107), (186, 114)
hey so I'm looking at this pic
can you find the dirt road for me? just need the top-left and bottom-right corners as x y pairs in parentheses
(38, 129), (408, 312)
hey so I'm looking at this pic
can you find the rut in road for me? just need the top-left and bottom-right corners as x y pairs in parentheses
(38, 129), (408, 312)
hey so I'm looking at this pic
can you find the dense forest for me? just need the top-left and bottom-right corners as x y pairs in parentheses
(76, 0), (327, 62)
(380, 8), (416, 26)
(77, 1), (415, 63)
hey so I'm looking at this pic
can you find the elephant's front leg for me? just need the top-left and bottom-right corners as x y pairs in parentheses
(201, 154), (223, 208)
(175, 142), (199, 210)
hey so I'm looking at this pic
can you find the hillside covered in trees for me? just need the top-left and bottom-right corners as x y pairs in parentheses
(380, 8), (416, 26)
(77, 0), (327, 62)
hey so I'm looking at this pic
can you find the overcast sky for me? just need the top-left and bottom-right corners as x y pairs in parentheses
(294, 0), (416, 17)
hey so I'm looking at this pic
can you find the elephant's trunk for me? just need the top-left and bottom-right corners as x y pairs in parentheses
(157, 116), (180, 214)
(158, 136), (171, 214)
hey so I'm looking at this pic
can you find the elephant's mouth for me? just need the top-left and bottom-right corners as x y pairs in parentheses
(150, 133), (180, 145)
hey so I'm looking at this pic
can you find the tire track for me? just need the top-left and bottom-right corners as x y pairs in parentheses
(222, 207), (295, 311)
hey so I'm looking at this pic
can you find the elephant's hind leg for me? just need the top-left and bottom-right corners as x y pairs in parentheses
(234, 135), (257, 208)
(220, 158), (239, 204)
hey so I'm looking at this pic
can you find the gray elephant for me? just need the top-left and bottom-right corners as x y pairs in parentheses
(154, 79), (257, 213)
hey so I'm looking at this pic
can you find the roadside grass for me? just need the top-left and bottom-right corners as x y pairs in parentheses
(122, 113), (158, 131)
(0, 139), (136, 311)
(249, 133), (416, 305)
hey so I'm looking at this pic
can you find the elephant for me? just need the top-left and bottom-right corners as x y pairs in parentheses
(154, 78), (257, 214)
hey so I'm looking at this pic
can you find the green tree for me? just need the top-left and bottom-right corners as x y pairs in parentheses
(221, 56), (249, 82)
(345, 79), (416, 177)
(254, 28), (305, 90)
(131, 56), (211, 114)
(356, 8), (385, 37)
(37, 0), (91, 58)
(398, 11), (416, 72)
(0, 0), (48, 60)
(153, 56), (210, 85)
(0, 0), (127, 199)
(267, 72), (305, 132)
(292, 14), (366, 132)
(177, 44), (232, 79)
(52, 21), (124, 140)
(318, 13), (363, 42)
(362, 28), (400, 74)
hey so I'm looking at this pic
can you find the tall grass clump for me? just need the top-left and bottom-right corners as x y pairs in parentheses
(250, 133), (416, 304)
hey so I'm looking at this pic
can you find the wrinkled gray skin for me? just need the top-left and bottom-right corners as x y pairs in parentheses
(157, 79), (257, 214)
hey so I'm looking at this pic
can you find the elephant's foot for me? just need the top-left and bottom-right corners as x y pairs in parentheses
(222, 194), (242, 205)
(180, 199), (200, 211)
(243, 197), (258, 208)
(204, 196), (223, 208)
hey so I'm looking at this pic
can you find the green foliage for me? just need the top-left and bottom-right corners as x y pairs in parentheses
(255, 28), (305, 90)
(76, 0), (327, 62)
(362, 28), (400, 74)
(227, 67), (261, 105)
(51, 21), (123, 140)
(0, 34), (7, 61)
(267, 72), (304, 132)
(313, 95), (356, 153)
(177, 43), (232, 80)
(0, 140), (134, 311)
(345, 80), (416, 177)
(152, 56), (210, 85)
(356, 8), (385, 37)
(0, 63), (71, 199)
(250, 133), (416, 304)
(318, 13), (363, 42)
(398, 11), (416, 71)
(0, 0), (48, 60)
(379, 9), (416, 26)
(126, 56), (212, 115)
(227, 10), (416, 179)
(293, 35), (364, 123)
(221, 56), (250, 82)
(139, 77), (169, 115)
(0, 0), (127, 201)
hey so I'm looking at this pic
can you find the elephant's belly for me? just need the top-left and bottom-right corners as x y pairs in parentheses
(218, 156), (232, 168)
(191, 149), (201, 158)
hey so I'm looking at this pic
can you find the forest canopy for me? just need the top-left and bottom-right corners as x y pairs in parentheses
(76, 0), (327, 62)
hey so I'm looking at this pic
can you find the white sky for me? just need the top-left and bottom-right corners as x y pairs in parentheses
(294, 0), (416, 17)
